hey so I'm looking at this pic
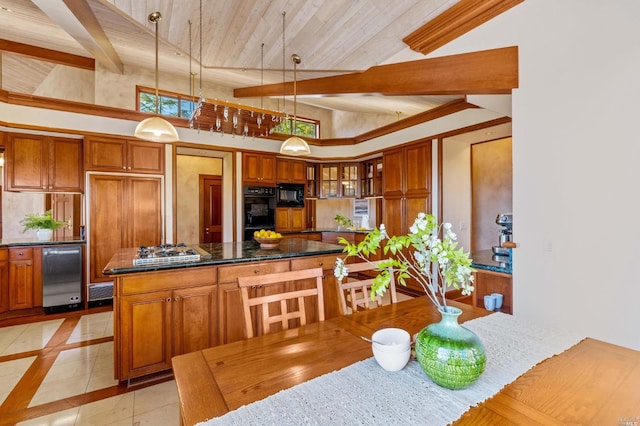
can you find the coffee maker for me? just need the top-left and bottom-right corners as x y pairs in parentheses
(492, 213), (512, 257)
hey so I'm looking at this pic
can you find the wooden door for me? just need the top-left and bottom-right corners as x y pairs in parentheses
(127, 177), (163, 247)
(290, 208), (305, 231)
(260, 155), (277, 184)
(242, 153), (261, 184)
(173, 286), (218, 354)
(89, 175), (125, 283)
(382, 148), (404, 197)
(200, 175), (222, 243)
(47, 194), (81, 240)
(120, 291), (173, 379)
(4, 133), (47, 191)
(48, 137), (84, 192)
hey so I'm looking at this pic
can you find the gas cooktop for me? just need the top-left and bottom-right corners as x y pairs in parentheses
(133, 243), (209, 266)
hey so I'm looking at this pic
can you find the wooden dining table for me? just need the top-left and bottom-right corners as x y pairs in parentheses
(172, 297), (640, 425)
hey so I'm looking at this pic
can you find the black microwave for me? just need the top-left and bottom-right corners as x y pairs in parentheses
(276, 183), (305, 207)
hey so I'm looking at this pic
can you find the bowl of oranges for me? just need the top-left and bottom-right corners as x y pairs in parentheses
(253, 229), (283, 248)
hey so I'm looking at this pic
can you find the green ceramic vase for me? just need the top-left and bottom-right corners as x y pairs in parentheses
(415, 306), (486, 389)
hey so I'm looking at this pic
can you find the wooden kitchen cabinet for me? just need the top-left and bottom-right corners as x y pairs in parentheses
(115, 267), (217, 380)
(276, 207), (306, 232)
(8, 248), (35, 310)
(361, 157), (383, 197)
(277, 158), (306, 183)
(85, 136), (165, 174)
(89, 175), (162, 283)
(383, 142), (431, 236)
(472, 270), (513, 314)
(4, 133), (84, 193)
(0, 249), (8, 314)
(242, 152), (276, 185)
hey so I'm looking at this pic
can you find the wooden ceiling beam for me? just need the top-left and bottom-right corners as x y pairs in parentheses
(32, 0), (123, 73)
(0, 39), (95, 70)
(403, 0), (524, 55)
(234, 47), (518, 98)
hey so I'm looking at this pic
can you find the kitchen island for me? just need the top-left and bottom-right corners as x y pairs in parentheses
(103, 238), (345, 381)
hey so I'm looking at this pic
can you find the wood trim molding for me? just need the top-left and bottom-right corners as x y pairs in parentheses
(234, 47), (518, 98)
(0, 39), (95, 71)
(403, 0), (524, 55)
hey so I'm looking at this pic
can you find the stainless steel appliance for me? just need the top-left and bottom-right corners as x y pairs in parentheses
(42, 245), (82, 312)
(492, 213), (513, 259)
(133, 243), (211, 266)
(243, 186), (276, 240)
(276, 183), (305, 207)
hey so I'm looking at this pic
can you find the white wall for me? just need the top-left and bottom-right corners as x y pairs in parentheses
(430, 0), (640, 350)
(442, 140), (471, 252)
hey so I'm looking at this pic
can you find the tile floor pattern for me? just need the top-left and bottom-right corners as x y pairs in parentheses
(0, 311), (180, 426)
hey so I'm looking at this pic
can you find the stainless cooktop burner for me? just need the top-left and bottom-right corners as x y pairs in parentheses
(133, 243), (205, 266)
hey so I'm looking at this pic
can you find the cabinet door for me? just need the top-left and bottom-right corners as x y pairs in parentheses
(48, 137), (84, 192)
(217, 283), (246, 344)
(275, 207), (290, 231)
(405, 143), (431, 198)
(120, 291), (173, 379)
(173, 286), (217, 354)
(4, 133), (47, 191)
(242, 153), (261, 184)
(9, 257), (34, 311)
(127, 140), (165, 174)
(260, 155), (277, 184)
(126, 177), (162, 247)
(89, 175), (126, 283)
(289, 208), (305, 231)
(277, 159), (306, 183)
(382, 148), (404, 197)
(0, 253), (8, 313)
(85, 136), (127, 171)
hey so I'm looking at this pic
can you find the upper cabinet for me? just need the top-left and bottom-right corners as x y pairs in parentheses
(361, 158), (383, 197)
(4, 133), (84, 193)
(320, 163), (360, 198)
(276, 158), (306, 184)
(242, 152), (276, 185)
(85, 136), (165, 174)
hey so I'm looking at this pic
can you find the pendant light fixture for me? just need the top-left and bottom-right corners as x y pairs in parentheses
(280, 53), (310, 156)
(134, 11), (179, 143)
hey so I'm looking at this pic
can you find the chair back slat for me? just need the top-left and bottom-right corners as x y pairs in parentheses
(337, 260), (397, 315)
(238, 267), (325, 338)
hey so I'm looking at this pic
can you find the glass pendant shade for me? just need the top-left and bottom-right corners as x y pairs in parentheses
(134, 116), (180, 142)
(135, 11), (179, 143)
(280, 135), (310, 155)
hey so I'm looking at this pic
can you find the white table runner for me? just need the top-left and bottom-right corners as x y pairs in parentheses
(199, 313), (585, 426)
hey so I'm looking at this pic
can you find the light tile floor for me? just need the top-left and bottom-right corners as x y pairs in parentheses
(0, 311), (181, 426)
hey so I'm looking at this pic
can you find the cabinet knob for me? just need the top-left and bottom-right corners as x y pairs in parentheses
(166, 298), (171, 302)
(174, 296), (180, 301)
(254, 269), (260, 274)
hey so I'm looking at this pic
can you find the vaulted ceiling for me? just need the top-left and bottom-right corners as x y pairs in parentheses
(0, 0), (519, 140)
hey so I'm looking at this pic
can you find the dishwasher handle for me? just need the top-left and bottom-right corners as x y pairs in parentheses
(44, 248), (81, 256)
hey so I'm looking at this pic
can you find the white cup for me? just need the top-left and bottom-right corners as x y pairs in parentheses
(371, 328), (411, 372)
(483, 295), (496, 311)
(491, 293), (503, 310)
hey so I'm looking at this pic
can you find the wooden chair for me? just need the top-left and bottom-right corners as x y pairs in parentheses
(337, 260), (397, 315)
(238, 267), (325, 338)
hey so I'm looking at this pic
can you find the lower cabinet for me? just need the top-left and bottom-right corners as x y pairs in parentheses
(0, 249), (8, 314)
(472, 270), (513, 314)
(114, 268), (217, 381)
(8, 247), (41, 310)
(276, 207), (306, 232)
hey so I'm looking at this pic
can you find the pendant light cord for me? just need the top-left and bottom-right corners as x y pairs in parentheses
(154, 15), (159, 114)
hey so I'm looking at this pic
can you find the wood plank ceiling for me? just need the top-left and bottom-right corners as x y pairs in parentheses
(0, 0), (520, 125)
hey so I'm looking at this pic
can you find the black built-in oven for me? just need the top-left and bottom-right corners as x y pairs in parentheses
(276, 183), (305, 207)
(243, 186), (276, 241)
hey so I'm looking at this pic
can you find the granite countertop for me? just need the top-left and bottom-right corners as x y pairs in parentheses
(0, 237), (86, 247)
(282, 228), (372, 234)
(471, 249), (512, 274)
(103, 238), (344, 275)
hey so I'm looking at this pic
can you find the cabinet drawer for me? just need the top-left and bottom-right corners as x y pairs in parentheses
(291, 254), (338, 271)
(118, 266), (217, 295)
(321, 232), (355, 244)
(9, 248), (33, 261)
(218, 261), (289, 284)
(0, 249), (7, 261)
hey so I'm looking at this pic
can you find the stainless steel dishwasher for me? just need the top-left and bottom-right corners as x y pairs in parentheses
(42, 245), (83, 312)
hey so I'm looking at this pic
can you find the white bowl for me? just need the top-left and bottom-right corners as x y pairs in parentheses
(372, 346), (411, 371)
(371, 328), (411, 371)
(371, 328), (411, 351)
